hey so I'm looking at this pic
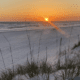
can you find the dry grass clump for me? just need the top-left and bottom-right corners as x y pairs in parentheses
(72, 41), (80, 50)
(0, 69), (15, 80)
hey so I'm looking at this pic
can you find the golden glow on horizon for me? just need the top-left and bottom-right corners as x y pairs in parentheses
(43, 17), (69, 37)
(45, 18), (48, 21)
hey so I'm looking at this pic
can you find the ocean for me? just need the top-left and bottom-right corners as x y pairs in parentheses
(0, 21), (80, 30)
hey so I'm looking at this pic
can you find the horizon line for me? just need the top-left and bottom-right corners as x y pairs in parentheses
(0, 20), (80, 23)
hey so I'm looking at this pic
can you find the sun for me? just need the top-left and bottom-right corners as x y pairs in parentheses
(45, 18), (48, 21)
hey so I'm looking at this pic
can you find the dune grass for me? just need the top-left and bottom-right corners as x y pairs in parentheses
(72, 41), (80, 50)
(0, 59), (53, 80)
(0, 29), (80, 80)
(0, 49), (80, 80)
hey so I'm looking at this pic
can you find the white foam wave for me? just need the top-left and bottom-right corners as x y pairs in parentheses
(0, 26), (54, 32)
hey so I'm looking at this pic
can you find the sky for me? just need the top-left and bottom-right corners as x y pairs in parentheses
(0, 0), (80, 21)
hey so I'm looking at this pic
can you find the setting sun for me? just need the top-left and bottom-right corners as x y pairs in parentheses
(45, 18), (48, 21)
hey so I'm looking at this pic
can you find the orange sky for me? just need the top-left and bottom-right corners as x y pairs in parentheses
(0, 0), (80, 21)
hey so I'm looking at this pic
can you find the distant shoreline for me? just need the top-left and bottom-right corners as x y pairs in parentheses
(0, 20), (80, 23)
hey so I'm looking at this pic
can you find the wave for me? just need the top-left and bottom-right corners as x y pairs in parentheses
(0, 21), (80, 32)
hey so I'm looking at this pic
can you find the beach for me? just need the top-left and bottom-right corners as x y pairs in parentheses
(0, 21), (80, 72)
